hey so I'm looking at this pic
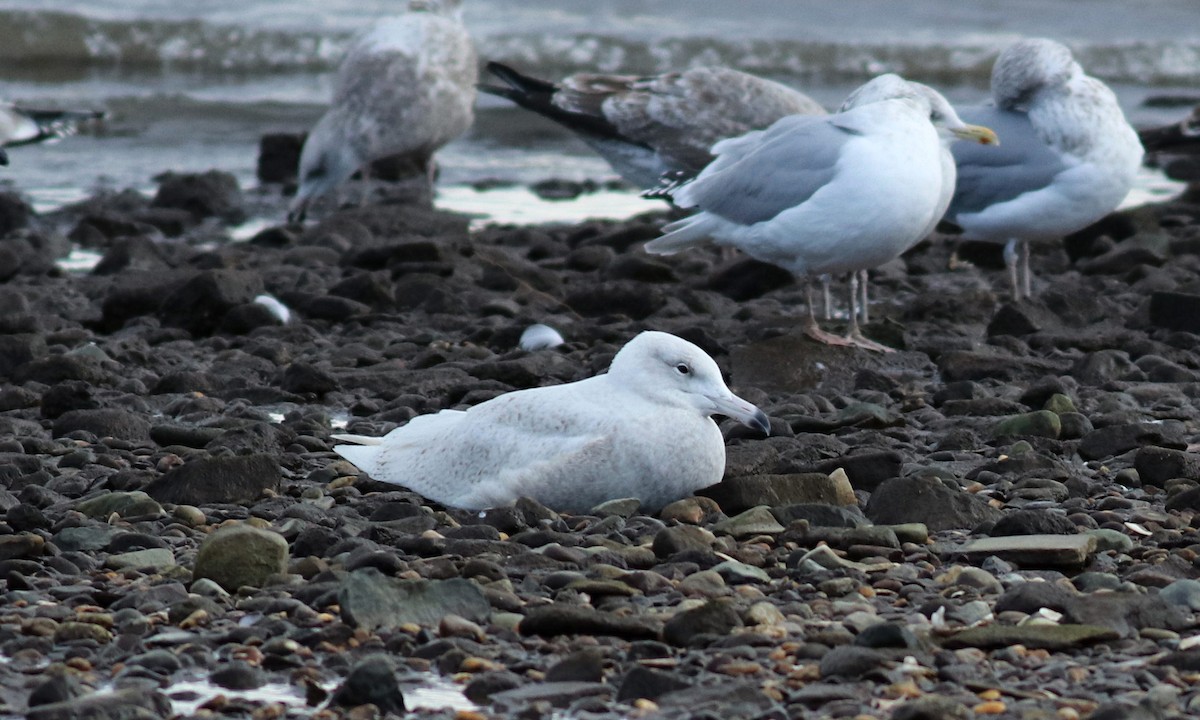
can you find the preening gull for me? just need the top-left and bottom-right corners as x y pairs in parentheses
(644, 74), (997, 351)
(332, 331), (769, 512)
(289, 0), (477, 221)
(945, 38), (1143, 300)
(0, 103), (105, 152)
(480, 63), (825, 189)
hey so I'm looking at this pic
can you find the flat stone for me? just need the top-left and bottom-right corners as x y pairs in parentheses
(713, 506), (785, 536)
(942, 624), (1119, 650)
(491, 681), (612, 710)
(703, 472), (855, 513)
(339, 569), (490, 631)
(956, 534), (1097, 568)
(519, 605), (661, 641)
(105, 548), (175, 571)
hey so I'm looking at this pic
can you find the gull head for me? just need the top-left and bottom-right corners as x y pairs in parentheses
(909, 81), (999, 147)
(288, 111), (363, 223)
(992, 38), (1082, 110)
(610, 331), (770, 435)
(841, 75), (998, 147)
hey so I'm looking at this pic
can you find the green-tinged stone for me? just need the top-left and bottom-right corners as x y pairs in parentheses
(1043, 393), (1077, 415)
(1086, 528), (1135, 553)
(991, 411), (1061, 440)
(192, 524), (289, 591)
(713, 506), (785, 537)
(105, 548), (175, 572)
(942, 624), (1119, 650)
(74, 491), (163, 519)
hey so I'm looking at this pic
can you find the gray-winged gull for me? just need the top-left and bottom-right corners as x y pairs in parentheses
(0, 103), (105, 153)
(644, 74), (997, 351)
(945, 38), (1143, 300)
(480, 63), (825, 189)
(836, 78), (1000, 325)
(289, 0), (478, 221)
(332, 331), (769, 512)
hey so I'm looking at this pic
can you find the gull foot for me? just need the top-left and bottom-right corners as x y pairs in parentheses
(804, 325), (857, 348)
(846, 329), (896, 354)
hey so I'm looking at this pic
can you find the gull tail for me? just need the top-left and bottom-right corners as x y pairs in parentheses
(5, 107), (107, 148)
(330, 433), (384, 446)
(332, 434), (383, 477)
(643, 213), (719, 255)
(478, 62), (628, 142)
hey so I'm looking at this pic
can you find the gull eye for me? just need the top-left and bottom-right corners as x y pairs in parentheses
(675, 363), (691, 375)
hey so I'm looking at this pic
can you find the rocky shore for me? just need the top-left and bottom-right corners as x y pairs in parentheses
(2, 163), (1200, 720)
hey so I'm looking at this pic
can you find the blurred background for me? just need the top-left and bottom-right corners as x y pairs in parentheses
(1, 0), (1198, 218)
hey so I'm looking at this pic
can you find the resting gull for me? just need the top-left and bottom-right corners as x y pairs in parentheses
(644, 74), (997, 351)
(333, 331), (769, 512)
(945, 38), (1143, 300)
(289, 0), (477, 221)
(0, 103), (105, 155)
(480, 62), (825, 189)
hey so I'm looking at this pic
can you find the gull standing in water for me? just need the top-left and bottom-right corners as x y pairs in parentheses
(333, 331), (769, 512)
(480, 63), (825, 189)
(944, 38), (1143, 300)
(289, 0), (477, 221)
(644, 74), (996, 352)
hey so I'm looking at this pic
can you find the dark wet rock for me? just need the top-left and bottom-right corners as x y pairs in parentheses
(772, 503), (869, 528)
(193, 524), (288, 591)
(52, 408), (151, 443)
(1160, 579), (1200, 610)
(258, 132), (304, 184)
(990, 509), (1078, 537)
(152, 170), (245, 223)
(652, 525), (716, 557)
(26, 688), (171, 720)
(157, 269), (264, 335)
(1149, 291), (1200, 333)
(330, 654), (406, 715)
(986, 301), (1060, 337)
(990, 410), (1061, 439)
(995, 583), (1189, 637)
(464, 670), (524, 704)
(519, 604), (661, 640)
(339, 569), (489, 630)
(811, 450), (904, 491)
(890, 696), (973, 720)
(210, 661), (266, 690)
(865, 475), (1001, 531)
(219, 301), (285, 334)
(616, 665), (692, 702)
(1135, 446), (1200, 485)
(491, 681), (613, 711)
(146, 453), (281, 505)
(545, 648), (605, 683)
(706, 258), (794, 301)
(1078, 422), (1186, 461)
(0, 333), (48, 377)
(40, 380), (99, 419)
(28, 673), (85, 707)
(0, 191), (32, 237)
(663, 599), (742, 647)
(818, 645), (890, 679)
(656, 682), (781, 717)
(854, 622), (920, 650)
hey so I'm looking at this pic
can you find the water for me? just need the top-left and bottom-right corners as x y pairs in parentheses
(2, 2), (1198, 225)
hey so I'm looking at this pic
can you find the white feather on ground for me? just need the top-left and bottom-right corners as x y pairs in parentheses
(332, 331), (769, 512)
(289, 0), (477, 221)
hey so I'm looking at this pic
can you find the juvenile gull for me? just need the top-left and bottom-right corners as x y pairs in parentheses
(0, 103), (105, 152)
(480, 63), (825, 189)
(644, 74), (997, 351)
(945, 38), (1143, 300)
(289, 0), (477, 221)
(332, 331), (769, 512)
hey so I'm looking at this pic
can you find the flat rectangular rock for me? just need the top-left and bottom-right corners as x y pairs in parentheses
(952, 534), (1097, 567)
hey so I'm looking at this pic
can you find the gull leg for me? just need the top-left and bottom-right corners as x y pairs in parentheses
(820, 274), (833, 321)
(1019, 240), (1033, 299)
(1003, 239), (1020, 302)
(803, 279), (855, 347)
(845, 272), (895, 353)
(858, 268), (870, 325)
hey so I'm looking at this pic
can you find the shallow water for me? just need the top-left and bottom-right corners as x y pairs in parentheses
(2, 1), (1198, 225)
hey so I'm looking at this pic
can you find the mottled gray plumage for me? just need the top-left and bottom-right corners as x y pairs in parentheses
(290, 0), (477, 220)
(0, 103), (105, 150)
(482, 63), (825, 188)
(945, 38), (1143, 299)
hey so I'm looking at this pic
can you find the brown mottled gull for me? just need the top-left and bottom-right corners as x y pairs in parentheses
(289, 0), (477, 221)
(480, 62), (825, 189)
